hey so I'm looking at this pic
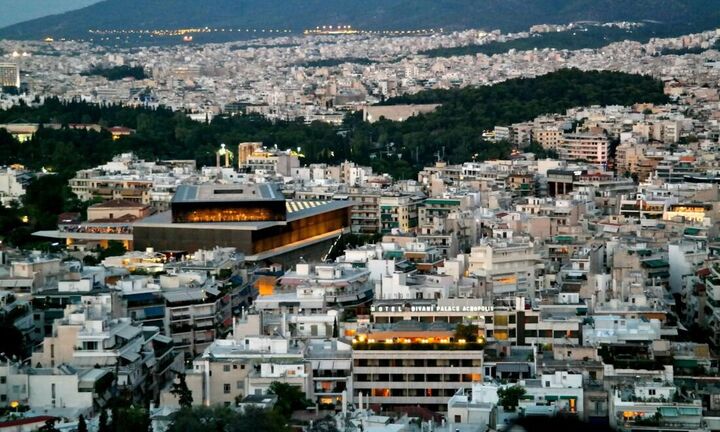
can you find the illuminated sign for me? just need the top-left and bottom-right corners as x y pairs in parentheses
(370, 304), (494, 313)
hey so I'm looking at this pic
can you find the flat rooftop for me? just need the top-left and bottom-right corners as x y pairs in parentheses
(172, 183), (284, 203)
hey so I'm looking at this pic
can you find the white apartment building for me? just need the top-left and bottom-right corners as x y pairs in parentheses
(468, 234), (540, 298)
(174, 335), (309, 408)
(0, 167), (31, 207)
(0, 360), (112, 413)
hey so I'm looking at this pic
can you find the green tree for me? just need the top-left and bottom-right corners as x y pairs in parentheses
(83, 255), (100, 266)
(454, 323), (479, 342)
(170, 373), (194, 409)
(230, 406), (289, 432)
(99, 408), (110, 432)
(332, 318), (339, 338)
(268, 381), (311, 419)
(115, 406), (151, 432)
(77, 415), (88, 432)
(497, 385), (526, 411)
(167, 405), (288, 432)
(38, 418), (59, 432)
(0, 324), (25, 359)
(98, 241), (127, 261)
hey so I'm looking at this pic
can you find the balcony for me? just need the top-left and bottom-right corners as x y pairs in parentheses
(170, 323), (192, 334)
(352, 340), (485, 351)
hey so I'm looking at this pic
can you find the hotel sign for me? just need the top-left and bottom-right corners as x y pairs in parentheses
(371, 304), (494, 313)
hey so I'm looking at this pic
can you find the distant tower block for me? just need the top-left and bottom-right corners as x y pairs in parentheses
(238, 142), (263, 167)
(0, 63), (20, 88)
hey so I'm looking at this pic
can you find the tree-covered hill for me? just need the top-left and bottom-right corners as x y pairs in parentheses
(80, 65), (148, 81)
(0, 68), (667, 181)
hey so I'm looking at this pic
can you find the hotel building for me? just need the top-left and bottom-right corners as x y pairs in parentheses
(352, 320), (484, 413)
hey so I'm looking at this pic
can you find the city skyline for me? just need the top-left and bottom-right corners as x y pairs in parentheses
(0, 3), (719, 432)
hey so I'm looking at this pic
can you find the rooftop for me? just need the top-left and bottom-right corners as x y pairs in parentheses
(89, 198), (149, 209)
(172, 183), (284, 203)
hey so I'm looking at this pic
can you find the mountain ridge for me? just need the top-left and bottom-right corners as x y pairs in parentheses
(0, 0), (719, 40)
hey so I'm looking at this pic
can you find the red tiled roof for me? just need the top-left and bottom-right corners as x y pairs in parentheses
(0, 416), (55, 427)
(109, 126), (135, 133)
(696, 268), (710, 277)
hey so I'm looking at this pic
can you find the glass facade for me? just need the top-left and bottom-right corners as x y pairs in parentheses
(171, 200), (287, 223)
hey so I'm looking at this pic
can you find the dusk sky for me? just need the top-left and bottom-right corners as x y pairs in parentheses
(0, 0), (99, 28)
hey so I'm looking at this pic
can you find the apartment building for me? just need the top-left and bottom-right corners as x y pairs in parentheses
(468, 234), (540, 299)
(559, 133), (609, 165)
(344, 188), (382, 234)
(306, 339), (352, 407)
(163, 284), (232, 358)
(0, 360), (113, 413)
(379, 194), (423, 234)
(0, 63), (20, 88)
(175, 335), (309, 407)
(532, 126), (565, 151)
(31, 296), (179, 400)
(352, 321), (484, 414)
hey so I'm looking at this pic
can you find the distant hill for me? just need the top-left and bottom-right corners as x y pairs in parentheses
(0, 0), (99, 28)
(0, 0), (719, 41)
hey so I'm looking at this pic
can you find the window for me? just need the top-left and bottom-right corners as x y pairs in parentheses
(84, 341), (98, 351)
(454, 415), (462, 423)
(649, 389), (656, 396)
(241, 364), (245, 370)
(223, 365), (231, 372)
(0, 377), (5, 384)
(237, 381), (243, 389)
(224, 384), (231, 394)
(0, 395), (5, 402)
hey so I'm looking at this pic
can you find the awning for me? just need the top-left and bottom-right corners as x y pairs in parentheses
(144, 306), (165, 318)
(318, 360), (334, 370)
(679, 407), (701, 416)
(674, 358), (698, 368)
(120, 351), (141, 363)
(544, 395), (558, 401)
(660, 407), (679, 417)
(116, 325), (142, 340)
(126, 292), (158, 302)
